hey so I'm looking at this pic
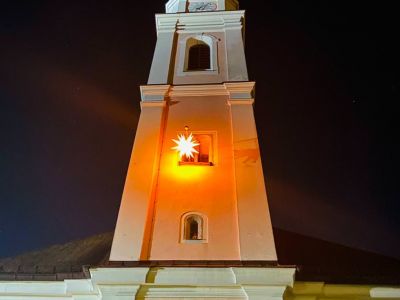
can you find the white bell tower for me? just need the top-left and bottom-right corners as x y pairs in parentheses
(110, 0), (277, 262)
(0, 1), (297, 299)
(148, 0), (248, 86)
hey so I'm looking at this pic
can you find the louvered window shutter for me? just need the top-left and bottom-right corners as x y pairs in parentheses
(188, 44), (211, 70)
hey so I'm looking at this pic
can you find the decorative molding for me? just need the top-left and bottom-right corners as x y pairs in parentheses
(140, 85), (169, 109)
(228, 99), (254, 106)
(140, 85), (170, 101)
(140, 82), (255, 106)
(169, 84), (228, 97)
(2, 267), (397, 299)
(225, 81), (255, 99)
(166, 82), (255, 98)
(155, 10), (245, 35)
(137, 285), (246, 298)
(156, 18), (178, 34)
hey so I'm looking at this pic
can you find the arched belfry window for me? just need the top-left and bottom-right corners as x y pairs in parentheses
(182, 35), (217, 73)
(188, 43), (211, 70)
(181, 212), (208, 243)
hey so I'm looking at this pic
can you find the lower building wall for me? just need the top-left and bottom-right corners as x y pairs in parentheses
(0, 267), (399, 299)
(286, 282), (400, 300)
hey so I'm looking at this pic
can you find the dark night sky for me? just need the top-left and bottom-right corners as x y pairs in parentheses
(1, 1), (399, 259)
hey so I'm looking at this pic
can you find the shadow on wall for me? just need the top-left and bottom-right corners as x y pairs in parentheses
(233, 138), (260, 164)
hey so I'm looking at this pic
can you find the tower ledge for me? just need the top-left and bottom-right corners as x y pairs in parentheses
(155, 10), (245, 35)
(140, 82), (255, 100)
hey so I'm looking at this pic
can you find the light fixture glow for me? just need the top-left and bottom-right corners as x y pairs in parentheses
(172, 133), (199, 160)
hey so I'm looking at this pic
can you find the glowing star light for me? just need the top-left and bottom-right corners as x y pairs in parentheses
(172, 133), (199, 159)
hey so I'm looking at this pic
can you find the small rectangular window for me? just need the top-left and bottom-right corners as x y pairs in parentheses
(179, 133), (214, 166)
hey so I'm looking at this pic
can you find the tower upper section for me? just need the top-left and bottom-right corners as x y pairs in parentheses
(148, 0), (248, 85)
(165, 0), (239, 13)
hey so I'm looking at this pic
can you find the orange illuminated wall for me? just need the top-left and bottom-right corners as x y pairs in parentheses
(150, 94), (240, 260)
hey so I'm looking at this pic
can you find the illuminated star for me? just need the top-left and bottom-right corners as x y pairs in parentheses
(172, 133), (199, 159)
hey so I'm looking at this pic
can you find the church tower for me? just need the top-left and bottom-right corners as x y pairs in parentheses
(2, 2), (398, 299)
(110, 0), (277, 262)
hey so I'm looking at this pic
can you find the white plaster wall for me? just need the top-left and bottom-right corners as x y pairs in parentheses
(110, 102), (167, 261)
(148, 11), (248, 85)
(148, 31), (176, 85)
(229, 100), (277, 261)
(225, 27), (248, 82)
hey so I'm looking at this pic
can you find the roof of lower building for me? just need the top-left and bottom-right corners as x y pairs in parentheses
(1, 229), (399, 284)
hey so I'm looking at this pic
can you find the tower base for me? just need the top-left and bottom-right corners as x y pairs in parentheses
(2, 266), (399, 299)
(91, 266), (295, 299)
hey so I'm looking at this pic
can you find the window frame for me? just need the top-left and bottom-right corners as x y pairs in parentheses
(177, 34), (219, 76)
(180, 212), (208, 244)
(175, 131), (217, 166)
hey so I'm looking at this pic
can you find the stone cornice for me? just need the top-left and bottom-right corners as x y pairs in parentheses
(154, 17), (177, 34)
(227, 99), (254, 106)
(225, 81), (255, 99)
(140, 85), (171, 101)
(169, 84), (228, 97)
(140, 82), (255, 100)
(140, 85), (170, 109)
(155, 10), (245, 34)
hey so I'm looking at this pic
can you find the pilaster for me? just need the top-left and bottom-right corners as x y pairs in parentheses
(148, 16), (177, 84)
(110, 85), (170, 261)
(226, 82), (277, 261)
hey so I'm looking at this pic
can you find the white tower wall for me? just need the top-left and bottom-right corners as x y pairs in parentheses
(111, 0), (277, 262)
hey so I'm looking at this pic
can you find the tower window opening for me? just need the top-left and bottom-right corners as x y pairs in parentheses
(181, 35), (218, 74)
(187, 217), (200, 240)
(181, 213), (207, 243)
(187, 43), (211, 71)
(179, 134), (213, 165)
